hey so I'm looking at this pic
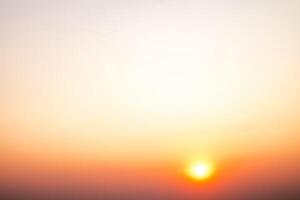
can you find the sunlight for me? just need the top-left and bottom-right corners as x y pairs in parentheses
(186, 161), (215, 181)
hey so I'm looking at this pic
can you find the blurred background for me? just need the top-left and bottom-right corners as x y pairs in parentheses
(1, 0), (300, 199)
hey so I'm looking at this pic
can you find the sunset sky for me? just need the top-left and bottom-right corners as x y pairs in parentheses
(1, 0), (300, 199)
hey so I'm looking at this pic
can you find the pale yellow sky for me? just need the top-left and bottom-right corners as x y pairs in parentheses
(1, 0), (300, 165)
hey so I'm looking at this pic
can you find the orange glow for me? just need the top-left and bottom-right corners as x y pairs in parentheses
(1, 1), (300, 199)
(186, 161), (215, 181)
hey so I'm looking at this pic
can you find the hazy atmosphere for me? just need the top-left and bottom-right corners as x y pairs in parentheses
(1, 0), (300, 199)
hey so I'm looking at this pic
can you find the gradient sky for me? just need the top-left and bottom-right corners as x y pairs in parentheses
(1, 0), (300, 199)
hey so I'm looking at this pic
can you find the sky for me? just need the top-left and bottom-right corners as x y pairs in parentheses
(1, 0), (300, 199)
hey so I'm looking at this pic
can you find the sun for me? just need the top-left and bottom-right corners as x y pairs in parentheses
(186, 161), (215, 181)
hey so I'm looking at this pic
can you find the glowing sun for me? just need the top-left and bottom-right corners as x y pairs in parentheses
(186, 161), (215, 181)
